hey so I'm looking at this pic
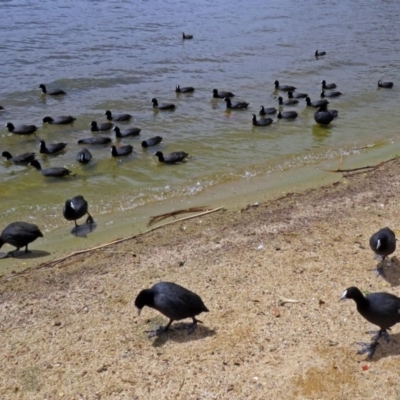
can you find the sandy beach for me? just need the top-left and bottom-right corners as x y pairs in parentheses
(2, 156), (400, 399)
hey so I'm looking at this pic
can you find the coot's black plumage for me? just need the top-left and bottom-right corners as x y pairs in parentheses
(135, 281), (209, 336)
(39, 140), (67, 155)
(340, 286), (400, 358)
(30, 159), (72, 177)
(113, 126), (141, 138)
(155, 151), (188, 164)
(304, 96), (329, 108)
(314, 106), (335, 125)
(182, 32), (193, 40)
(0, 106), (4, 111)
(63, 195), (93, 227)
(176, 85), (195, 93)
(315, 50), (326, 57)
(277, 110), (298, 120)
(141, 136), (163, 148)
(38, 84), (66, 96)
(369, 227), (396, 276)
(251, 114), (273, 127)
(287, 90), (308, 99)
(104, 110), (132, 122)
(321, 90), (342, 98)
(278, 96), (298, 106)
(5, 122), (37, 135)
(321, 80), (337, 90)
(0, 221), (43, 255)
(78, 136), (112, 145)
(2, 151), (35, 164)
(151, 98), (176, 110)
(259, 106), (277, 116)
(76, 148), (92, 164)
(224, 97), (249, 109)
(42, 115), (76, 125)
(110, 145), (133, 157)
(212, 89), (235, 99)
(90, 121), (113, 132)
(273, 80), (296, 92)
(378, 80), (394, 88)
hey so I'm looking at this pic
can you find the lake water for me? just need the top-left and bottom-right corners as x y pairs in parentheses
(1, 0), (400, 269)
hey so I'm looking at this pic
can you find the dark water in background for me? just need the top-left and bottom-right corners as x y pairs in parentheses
(1, 0), (400, 244)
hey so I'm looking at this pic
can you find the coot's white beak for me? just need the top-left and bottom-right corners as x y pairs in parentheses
(339, 290), (348, 301)
(136, 307), (141, 316)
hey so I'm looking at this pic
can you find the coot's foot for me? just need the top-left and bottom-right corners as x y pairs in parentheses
(357, 341), (379, 358)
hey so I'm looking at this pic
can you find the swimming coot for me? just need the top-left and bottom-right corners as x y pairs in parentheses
(39, 140), (67, 154)
(0, 221), (43, 256)
(5, 122), (37, 135)
(287, 90), (308, 99)
(278, 96), (298, 106)
(304, 96), (329, 108)
(378, 80), (394, 88)
(321, 80), (337, 90)
(141, 136), (163, 148)
(259, 106), (277, 116)
(273, 80), (296, 92)
(314, 106), (335, 125)
(151, 98), (176, 110)
(315, 50), (326, 57)
(90, 121), (113, 132)
(321, 90), (342, 98)
(369, 227), (396, 276)
(2, 151), (36, 164)
(224, 97), (249, 109)
(277, 111), (298, 120)
(135, 282), (209, 336)
(38, 84), (66, 96)
(76, 148), (92, 164)
(155, 151), (188, 164)
(176, 85), (195, 93)
(113, 126), (141, 138)
(251, 114), (273, 127)
(30, 159), (72, 178)
(212, 89), (235, 99)
(63, 195), (94, 227)
(182, 32), (193, 40)
(104, 110), (132, 122)
(42, 116), (76, 125)
(78, 136), (112, 145)
(110, 145), (133, 157)
(340, 286), (400, 358)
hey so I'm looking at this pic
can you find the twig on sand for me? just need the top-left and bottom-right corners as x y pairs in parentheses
(327, 156), (399, 176)
(147, 206), (215, 227)
(278, 297), (300, 306)
(3, 206), (224, 279)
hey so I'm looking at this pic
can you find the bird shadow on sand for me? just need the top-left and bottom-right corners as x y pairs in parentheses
(0, 249), (51, 260)
(151, 323), (216, 348)
(357, 331), (400, 361)
(378, 256), (400, 287)
(70, 222), (97, 238)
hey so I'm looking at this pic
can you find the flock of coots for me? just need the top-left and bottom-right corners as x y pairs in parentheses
(1, 47), (398, 354)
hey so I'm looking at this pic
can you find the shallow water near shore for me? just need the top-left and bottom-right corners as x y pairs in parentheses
(1, 0), (400, 273)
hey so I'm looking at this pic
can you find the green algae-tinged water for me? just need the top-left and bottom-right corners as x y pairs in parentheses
(1, 0), (400, 272)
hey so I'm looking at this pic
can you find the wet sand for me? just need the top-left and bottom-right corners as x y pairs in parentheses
(1, 156), (400, 399)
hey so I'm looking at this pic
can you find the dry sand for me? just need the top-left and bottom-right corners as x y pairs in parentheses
(2, 158), (400, 399)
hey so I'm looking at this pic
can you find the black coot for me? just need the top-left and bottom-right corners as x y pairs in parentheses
(278, 96), (298, 106)
(110, 145), (133, 157)
(78, 136), (112, 145)
(224, 97), (249, 109)
(321, 80), (337, 90)
(378, 80), (393, 88)
(141, 136), (163, 148)
(39, 140), (67, 154)
(182, 32), (193, 39)
(90, 121), (113, 132)
(259, 106), (277, 116)
(314, 107), (335, 125)
(369, 227), (396, 276)
(151, 98), (176, 110)
(277, 111), (298, 120)
(2, 151), (35, 164)
(76, 148), (92, 164)
(5, 122), (37, 135)
(63, 195), (94, 228)
(155, 151), (188, 164)
(135, 282), (209, 336)
(212, 89), (235, 99)
(42, 116), (76, 125)
(273, 80), (296, 91)
(38, 84), (66, 96)
(0, 221), (43, 256)
(30, 159), (72, 177)
(176, 85), (195, 93)
(104, 110), (132, 122)
(340, 286), (400, 358)
(113, 126), (141, 138)
(287, 90), (308, 99)
(321, 90), (342, 98)
(304, 96), (329, 108)
(315, 50), (326, 57)
(251, 114), (273, 126)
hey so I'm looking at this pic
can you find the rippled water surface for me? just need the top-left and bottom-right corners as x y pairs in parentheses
(1, 0), (400, 240)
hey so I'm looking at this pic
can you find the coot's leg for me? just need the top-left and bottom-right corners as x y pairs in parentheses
(146, 319), (173, 337)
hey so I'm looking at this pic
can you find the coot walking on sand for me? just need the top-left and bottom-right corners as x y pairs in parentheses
(63, 195), (94, 228)
(2, 151), (35, 164)
(154, 151), (188, 164)
(38, 84), (66, 96)
(135, 282), (209, 336)
(5, 122), (37, 135)
(0, 221), (43, 256)
(340, 286), (400, 358)
(369, 227), (396, 276)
